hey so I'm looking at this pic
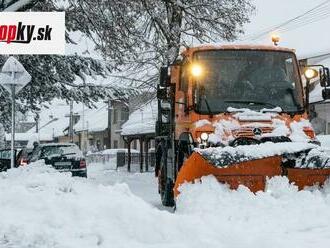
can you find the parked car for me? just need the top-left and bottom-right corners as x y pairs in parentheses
(29, 143), (87, 177)
(0, 148), (22, 171)
(16, 147), (34, 166)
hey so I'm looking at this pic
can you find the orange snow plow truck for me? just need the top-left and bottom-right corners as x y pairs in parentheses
(155, 45), (330, 206)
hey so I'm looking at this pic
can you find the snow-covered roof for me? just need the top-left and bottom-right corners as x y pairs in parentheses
(121, 100), (157, 136)
(25, 99), (74, 138)
(74, 103), (108, 133)
(5, 132), (53, 142)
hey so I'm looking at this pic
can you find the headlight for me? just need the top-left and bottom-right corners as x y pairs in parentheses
(201, 132), (209, 141)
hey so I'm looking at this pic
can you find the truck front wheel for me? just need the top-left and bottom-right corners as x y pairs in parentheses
(158, 151), (175, 207)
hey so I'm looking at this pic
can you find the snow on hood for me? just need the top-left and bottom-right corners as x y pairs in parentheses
(196, 141), (330, 169)
(196, 142), (318, 167)
(195, 109), (313, 145)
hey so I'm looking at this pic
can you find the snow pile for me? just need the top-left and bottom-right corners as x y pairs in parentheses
(176, 175), (330, 247)
(0, 163), (171, 248)
(229, 107), (278, 121)
(263, 119), (289, 137)
(196, 142), (322, 167)
(289, 120), (312, 142)
(195, 119), (211, 128)
(209, 119), (240, 144)
(1, 164), (330, 247)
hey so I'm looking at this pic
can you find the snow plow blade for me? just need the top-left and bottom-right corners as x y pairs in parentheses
(174, 151), (330, 197)
(174, 152), (282, 197)
(287, 168), (330, 190)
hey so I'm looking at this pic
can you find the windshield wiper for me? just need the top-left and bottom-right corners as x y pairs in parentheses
(198, 86), (213, 115)
(224, 100), (278, 109)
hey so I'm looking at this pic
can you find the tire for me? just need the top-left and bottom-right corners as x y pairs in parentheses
(159, 151), (175, 207)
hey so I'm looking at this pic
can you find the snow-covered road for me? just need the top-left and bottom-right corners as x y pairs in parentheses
(87, 164), (170, 211)
(1, 161), (330, 248)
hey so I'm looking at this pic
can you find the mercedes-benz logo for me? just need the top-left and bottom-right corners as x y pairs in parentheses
(253, 127), (262, 136)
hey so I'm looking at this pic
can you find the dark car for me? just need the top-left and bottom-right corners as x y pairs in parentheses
(0, 148), (23, 171)
(29, 143), (87, 177)
(16, 147), (34, 166)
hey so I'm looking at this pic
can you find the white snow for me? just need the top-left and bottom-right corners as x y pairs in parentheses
(74, 103), (108, 133)
(196, 142), (329, 168)
(195, 119), (211, 128)
(194, 109), (314, 145)
(318, 135), (330, 148)
(5, 132), (53, 144)
(121, 100), (157, 136)
(1, 162), (330, 247)
(176, 175), (330, 247)
(101, 148), (139, 155)
(289, 120), (312, 142)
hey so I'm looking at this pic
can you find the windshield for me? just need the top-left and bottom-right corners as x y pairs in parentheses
(193, 50), (304, 113)
(30, 145), (82, 161)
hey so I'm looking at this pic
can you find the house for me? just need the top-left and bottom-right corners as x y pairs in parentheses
(110, 100), (129, 149)
(121, 98), (157, 172)
(74, 99), (129, 153)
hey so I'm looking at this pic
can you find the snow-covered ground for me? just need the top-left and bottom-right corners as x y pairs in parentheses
(1, 161), (330, 247)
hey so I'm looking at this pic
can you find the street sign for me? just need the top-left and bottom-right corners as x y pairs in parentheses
(0, 56), (31, 95)
(0, 56), (31, 169)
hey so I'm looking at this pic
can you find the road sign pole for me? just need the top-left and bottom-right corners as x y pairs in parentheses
(0, 57), (31, 169)
(10, 83), (15, 169)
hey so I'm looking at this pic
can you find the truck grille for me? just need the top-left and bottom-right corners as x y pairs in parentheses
(232, 127), (273, 138)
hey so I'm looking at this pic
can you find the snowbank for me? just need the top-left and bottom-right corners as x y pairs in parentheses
(176, 175), (330, 247)
(2, 162), (330, 247)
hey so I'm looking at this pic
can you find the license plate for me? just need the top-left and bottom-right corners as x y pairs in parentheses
(54, 162), (71, 166)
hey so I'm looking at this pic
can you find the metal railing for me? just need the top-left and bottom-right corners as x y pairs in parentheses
(86, 151), (155, 171)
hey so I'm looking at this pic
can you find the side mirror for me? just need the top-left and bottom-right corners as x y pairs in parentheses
(157, 86), (167, 100)
(159, 67), (170, 87)
(319, 67), (330, 87)
(304, 65), (330, 101)
(322, 88), (330, 100)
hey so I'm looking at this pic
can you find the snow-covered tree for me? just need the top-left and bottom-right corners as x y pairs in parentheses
(0, 0), (139, 130)
(0, 123), (5, 149)
(67, 0), (255, 80)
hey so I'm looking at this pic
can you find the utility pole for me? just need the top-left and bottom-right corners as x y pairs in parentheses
(35, 112), (39, 133)
(10, 83), (15, 168)
(108, 99), (112, 149)
(69, 100), (73, 143)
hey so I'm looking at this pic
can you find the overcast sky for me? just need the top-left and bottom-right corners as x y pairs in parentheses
(242, 0), (329, 58)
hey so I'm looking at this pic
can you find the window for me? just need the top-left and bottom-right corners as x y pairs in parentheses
(327, 122), (330, 134)
(113, 140), (118, 148)
(120, 109), (129, 122)
(180, 60), (189, 92)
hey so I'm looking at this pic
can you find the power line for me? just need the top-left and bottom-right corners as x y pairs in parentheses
(242, 0), (330, 41)
(244, 1), (330, 40)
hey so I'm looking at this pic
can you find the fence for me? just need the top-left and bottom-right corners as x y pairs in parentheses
(86, 151), (155, 171)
